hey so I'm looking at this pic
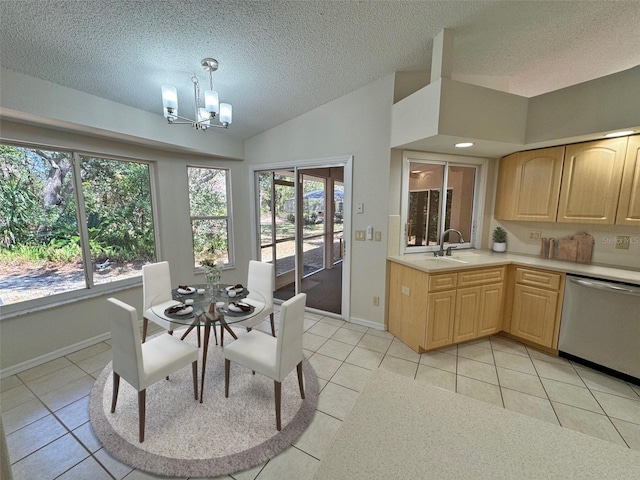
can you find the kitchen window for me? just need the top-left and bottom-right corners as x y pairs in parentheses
(188, 166), (234, 269)
(0, 143), (157, 306)
(401, 152), (484, 254)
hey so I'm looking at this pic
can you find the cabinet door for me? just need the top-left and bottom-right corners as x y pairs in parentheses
(616, 135), (640, 226)
(511, 284), (558, 348)
(453, 286), (481, 343)
(387, 262), (428, 352)
(557, 137), (627, 224)
(495, 147), (564, 221)
(478, 283), (504, 337)
(425, 290), (456, 350)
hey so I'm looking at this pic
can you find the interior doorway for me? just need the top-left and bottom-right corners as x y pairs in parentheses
(255, 164), (346, 316)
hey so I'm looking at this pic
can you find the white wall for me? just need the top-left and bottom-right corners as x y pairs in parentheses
(245, 75), (395, 327)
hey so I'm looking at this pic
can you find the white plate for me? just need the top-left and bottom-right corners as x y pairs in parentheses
(166, 305), (193, 316)
(225, 285), (244, 293)
(177, 287), (195, 295)
(228, 302), (251, 313)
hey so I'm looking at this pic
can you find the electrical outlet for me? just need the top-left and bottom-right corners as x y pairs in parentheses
(355, 230), (365, 241)
(374, 231), (382, 241)
(373, 296), (379, 306)
(616, 235), (631, 250)
(528, 230), (541, 241)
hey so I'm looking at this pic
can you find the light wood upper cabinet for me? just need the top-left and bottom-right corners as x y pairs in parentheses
(495, 146), (565, 222)
(557, 137), (628, 224)
(616, 135), (640, 226)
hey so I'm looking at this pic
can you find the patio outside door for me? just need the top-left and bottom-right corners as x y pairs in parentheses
(255, 165), (345, 316)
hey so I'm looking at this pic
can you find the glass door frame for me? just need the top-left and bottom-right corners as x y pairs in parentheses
(250, 156), (352, 320)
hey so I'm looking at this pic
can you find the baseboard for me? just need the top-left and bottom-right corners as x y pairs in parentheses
(349, 316), (386, 331)
(1, 331), (112, 379)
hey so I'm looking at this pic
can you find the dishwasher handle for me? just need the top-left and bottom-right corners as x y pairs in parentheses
(570, 277), (640, 297)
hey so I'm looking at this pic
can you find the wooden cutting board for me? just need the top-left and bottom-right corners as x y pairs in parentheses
(575, 232), (594, 264)
(557, 237), (577, 262)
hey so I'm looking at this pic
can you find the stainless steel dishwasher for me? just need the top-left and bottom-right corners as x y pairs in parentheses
(558, 274), (640, 383)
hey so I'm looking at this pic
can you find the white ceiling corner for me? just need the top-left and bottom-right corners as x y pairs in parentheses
(1, 1), (639, 142)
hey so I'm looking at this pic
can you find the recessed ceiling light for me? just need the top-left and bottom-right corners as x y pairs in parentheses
(455, 142), (474, 148)
(604, 130), (634, 138)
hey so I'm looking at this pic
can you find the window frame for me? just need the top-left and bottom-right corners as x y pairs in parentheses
(400, 151), (487, 255)
(0, 140), (159, 317)
(187, 164), (235, 272)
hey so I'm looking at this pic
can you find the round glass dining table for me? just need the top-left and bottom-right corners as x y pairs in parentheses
(150, 284), (266, 403)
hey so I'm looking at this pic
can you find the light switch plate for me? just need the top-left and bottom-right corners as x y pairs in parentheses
(374, 231), (382, 241)
(355, 230), (365, 241)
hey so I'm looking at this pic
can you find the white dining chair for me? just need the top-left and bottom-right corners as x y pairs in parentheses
(242, 260), (276, 332)
(223, 293), (306, 431)
(219, 260), (275, 345)
(142, 261), (199, 344)
(107, 298), (199, 442)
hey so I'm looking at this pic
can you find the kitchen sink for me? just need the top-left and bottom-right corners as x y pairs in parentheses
(423, 256), (469, 264)
(422, 252), (487, 265)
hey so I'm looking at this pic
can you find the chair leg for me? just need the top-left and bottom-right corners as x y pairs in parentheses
(138, 389), (146, 443)
(296, 362), (305, 399)
(274, 380), (282, 431)
(270, 313), (276, 337)
(224, 359), (230, 398)
(142, 318), (148, 343)
(110, 373), (120, 413)
(220, 324), (224, 346)
(192, 361), (198, 400)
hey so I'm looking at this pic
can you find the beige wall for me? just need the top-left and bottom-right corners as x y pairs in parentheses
(245, 75), (395, 328)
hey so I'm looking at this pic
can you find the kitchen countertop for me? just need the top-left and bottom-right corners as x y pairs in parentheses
(387, 250), (640, 286)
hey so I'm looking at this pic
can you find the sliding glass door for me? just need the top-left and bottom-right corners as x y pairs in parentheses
(255, 165), (346, 316)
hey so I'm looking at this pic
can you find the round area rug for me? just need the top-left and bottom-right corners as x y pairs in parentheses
(89, 327), (318, 478)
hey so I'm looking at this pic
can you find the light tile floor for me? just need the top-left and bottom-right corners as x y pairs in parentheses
(2, 310), (640, 479)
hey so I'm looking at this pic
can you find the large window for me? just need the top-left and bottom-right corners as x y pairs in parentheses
(0, 144), (156, 306)
(401, 153), (482, 254)
(188, 166), (233, 268)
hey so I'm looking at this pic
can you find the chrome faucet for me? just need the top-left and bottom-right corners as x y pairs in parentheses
(436, 228), (465, 256)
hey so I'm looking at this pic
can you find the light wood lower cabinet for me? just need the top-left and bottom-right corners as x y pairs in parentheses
(426, 267), (505, 350)
(387, 261), (428, 352)
(509, 267), (565, 349)
(425, 290), (456, 349)
(387, 261), (505, 353)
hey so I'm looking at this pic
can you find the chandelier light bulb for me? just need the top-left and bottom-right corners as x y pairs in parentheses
(219, 103), (232, 125)
(205, 89), (219, 114)
(159, 58), (232, 130)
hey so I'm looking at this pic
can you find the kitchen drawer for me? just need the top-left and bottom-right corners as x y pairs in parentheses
(429, 273), (457, 292)
(458, 267), (505, 287)
(515, 267), (562, 291)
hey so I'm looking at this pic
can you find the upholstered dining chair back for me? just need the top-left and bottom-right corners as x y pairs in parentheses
(107, 297), (199, 442)
(108, 297), (145, 389)
(275, 292), (306, 382)
(142, 261), (172, 311)
(220, 259), (276, 342)
(247, 260), (275, 310)
(223, 293), (307, 430)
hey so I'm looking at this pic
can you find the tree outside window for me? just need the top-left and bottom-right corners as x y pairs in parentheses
(0, 144), (156, 306)
(188, 166), (232, 268)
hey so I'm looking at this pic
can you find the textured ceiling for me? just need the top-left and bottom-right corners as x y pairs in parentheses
(1, 1), (639, 141)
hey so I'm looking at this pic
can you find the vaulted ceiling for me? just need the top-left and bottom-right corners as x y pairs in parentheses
(1, 1), (639, 141)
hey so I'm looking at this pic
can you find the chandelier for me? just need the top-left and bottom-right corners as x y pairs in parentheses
(161, 58), (232, 130)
